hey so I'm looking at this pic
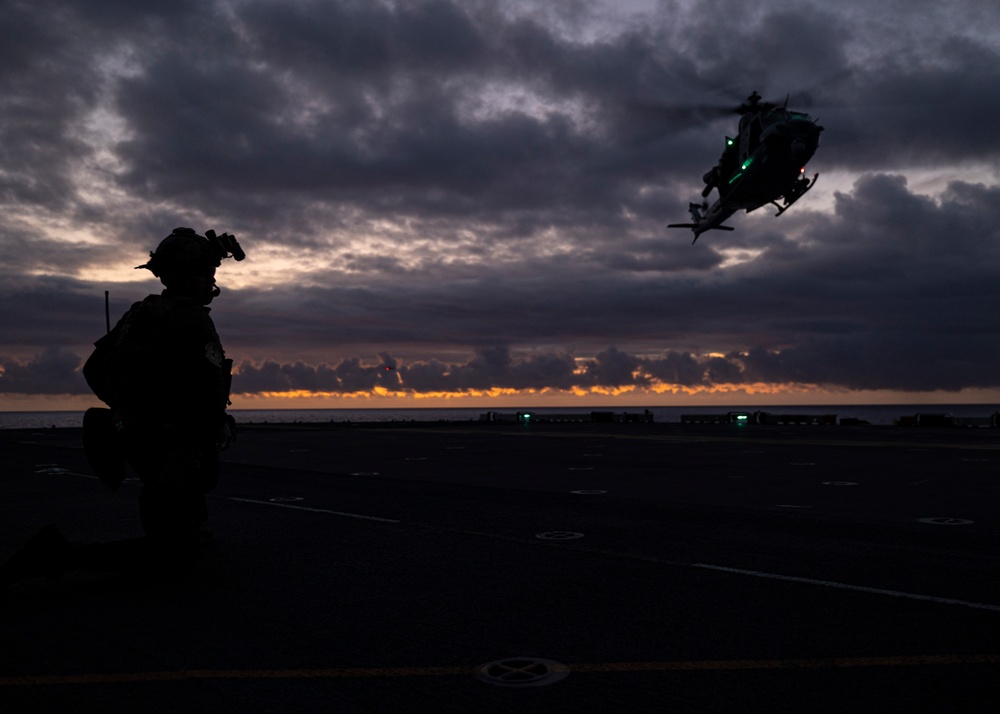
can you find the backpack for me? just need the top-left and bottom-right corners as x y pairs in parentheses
(83, 322), (123, 406)
(82, 306), (137, 490)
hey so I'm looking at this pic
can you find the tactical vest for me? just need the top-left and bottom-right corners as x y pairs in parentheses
(84, 293), (231, 430)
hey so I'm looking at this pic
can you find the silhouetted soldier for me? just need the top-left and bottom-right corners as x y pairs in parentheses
(1, 228), (244, 588)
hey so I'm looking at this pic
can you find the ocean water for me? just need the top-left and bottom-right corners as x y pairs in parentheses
(2, 404), (998, 429)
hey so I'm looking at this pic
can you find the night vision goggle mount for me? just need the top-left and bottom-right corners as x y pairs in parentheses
(199, 228), (246, 262)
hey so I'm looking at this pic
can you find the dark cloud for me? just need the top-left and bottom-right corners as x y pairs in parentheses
(397, 345), (579, 392)
(0, 3), (93, 209)
(233, 353), (403, 394)
(0, 275), (110, 353)
(232, 347), (709, 396)
(579, 346), (645, 387)
(6, 1), (999, 230)
(0, 348), (85, 394)
(5, 169), (1000, 398)
(3, 1), (1000, 402)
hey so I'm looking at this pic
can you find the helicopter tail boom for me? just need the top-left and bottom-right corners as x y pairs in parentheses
(668, 201), (736, 243)
(667, 223), (735, 244)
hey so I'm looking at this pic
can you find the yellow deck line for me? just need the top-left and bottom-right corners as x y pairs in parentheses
(3, 654), (998, 686)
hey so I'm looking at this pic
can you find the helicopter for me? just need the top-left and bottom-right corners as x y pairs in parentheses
(668, 91), (824, 243)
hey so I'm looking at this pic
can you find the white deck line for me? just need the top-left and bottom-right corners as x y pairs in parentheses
(227, 497), (400, 523)
(694, 563), (1000, 613)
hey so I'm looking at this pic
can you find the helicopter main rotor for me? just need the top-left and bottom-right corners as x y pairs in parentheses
(630, 87), (823, 129)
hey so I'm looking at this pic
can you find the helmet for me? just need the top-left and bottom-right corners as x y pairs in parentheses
(136, 227), (244, 278)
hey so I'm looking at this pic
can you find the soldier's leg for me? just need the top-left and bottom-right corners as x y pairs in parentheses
(139, 482), (206, 573)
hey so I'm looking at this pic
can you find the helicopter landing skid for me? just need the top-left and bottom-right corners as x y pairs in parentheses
(772, 173), (818, 216)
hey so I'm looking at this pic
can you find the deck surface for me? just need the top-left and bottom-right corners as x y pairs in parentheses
(2, 421), (1000, 712)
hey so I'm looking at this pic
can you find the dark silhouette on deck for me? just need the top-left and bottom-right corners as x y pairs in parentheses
(1, 228), (244, 588)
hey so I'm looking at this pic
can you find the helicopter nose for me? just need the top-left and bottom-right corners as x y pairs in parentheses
(791, 138), (808, 158)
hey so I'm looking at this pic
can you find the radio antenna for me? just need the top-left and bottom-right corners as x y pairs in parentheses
(104, 290), (111, 334)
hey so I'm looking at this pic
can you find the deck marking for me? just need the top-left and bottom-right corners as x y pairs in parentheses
(227, 497), (399, 523)
(225, 496), (994, 615)
(3, 655), (999, 686)
(917, 517), (974, 526)
(535, 531), (584, 540)
(693, 564), (1000, 612)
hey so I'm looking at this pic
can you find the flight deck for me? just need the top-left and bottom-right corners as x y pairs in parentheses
(2, 421), (999, 712)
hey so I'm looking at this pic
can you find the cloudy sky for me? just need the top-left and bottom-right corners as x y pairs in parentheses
(3, 0), (1000, 411)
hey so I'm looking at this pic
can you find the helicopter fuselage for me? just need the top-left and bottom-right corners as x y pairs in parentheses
(721, 112), (821, 209)
(669, 96), (823, 242)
